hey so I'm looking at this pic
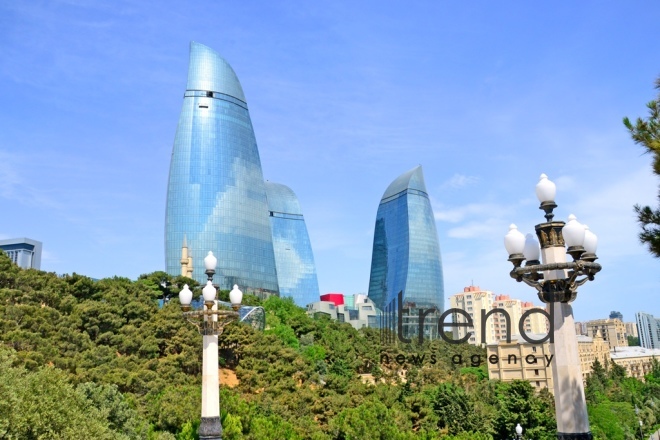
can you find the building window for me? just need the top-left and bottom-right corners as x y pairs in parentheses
(534, 369), (539, 376)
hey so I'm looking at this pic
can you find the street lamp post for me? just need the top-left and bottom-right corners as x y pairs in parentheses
(635, 406), (644, 440)
(178, 251), (243, 440)
(505, 174), (602, 440)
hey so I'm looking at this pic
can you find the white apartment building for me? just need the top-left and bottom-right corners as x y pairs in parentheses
(450, 286), (548, 346)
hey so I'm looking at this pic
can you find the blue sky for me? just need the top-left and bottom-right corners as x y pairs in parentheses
(0, 1), (658, 322)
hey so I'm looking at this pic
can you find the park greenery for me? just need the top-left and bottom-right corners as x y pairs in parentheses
(0, 251), (659, 439)
(624, 75), (660, 258)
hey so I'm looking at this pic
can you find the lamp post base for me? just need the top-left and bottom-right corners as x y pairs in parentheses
(557, 432), (593, 440)
(198, 416), (222, 439)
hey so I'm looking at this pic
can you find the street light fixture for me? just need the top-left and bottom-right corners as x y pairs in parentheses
(515, 423), (524, 439)
(505, 174), (602, 440)
(178, 251), (242, 440)
(635, 406), (644, 439)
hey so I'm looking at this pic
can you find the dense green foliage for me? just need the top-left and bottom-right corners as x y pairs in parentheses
(586, 359), (660, 439)
(624, 76), (660, 257)
(1, 250), (656, 438)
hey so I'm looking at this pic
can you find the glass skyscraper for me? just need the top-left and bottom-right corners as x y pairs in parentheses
(368, 166), (444, 315)
(165, 42), (279, 295)
(265, 181), (320, 306)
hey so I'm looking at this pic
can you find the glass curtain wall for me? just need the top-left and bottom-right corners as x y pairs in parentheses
(367, 166), (444, 339)
(265, 182), (320, 306)
(165, 42), (279, 295)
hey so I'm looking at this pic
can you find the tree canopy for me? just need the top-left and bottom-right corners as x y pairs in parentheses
(1, 251), (658, 438)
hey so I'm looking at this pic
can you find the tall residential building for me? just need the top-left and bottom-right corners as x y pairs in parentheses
(585, 318), (628, 350)
(0, 238), (42, 270)
(265, 181), (320, 307)
(625, 322), (638, 339)
(450, 287), (548, 345)
(450, 286), (496, 344)
(367, 166), (444, 340)
(165, 42), (279, 296)
(609, 311), (623, 321)
(636, 312), (660, 349)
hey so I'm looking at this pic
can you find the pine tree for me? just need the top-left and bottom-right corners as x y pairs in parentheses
(624, 77), (660, 257)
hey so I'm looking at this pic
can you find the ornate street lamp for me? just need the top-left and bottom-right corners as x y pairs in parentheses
(505, 174), (602, 440)
(178, 251), (243, 440)
(515, 423), (524, 439)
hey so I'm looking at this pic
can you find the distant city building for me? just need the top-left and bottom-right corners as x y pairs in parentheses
(609, 311), (623, 321)
(449, 286), (548, 346)
(367, 166), (444, 340)
(306, 293), (379, 330)
(636, 312), (660, 349)
(610, 346), (660, 380)
(265, 181), (320, 307)
(487, 332), (610, 393)
(574, 322), (588, 336)
(585, 318), (628, 350)
(0, 238), (42, 270)
(165, 42), (280, 296)
(625, 322), (639, 339)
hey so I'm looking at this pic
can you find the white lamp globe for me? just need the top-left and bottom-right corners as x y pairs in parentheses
(535, 173), (556, 203)
(523, 233), (540, 262)
(202, 280), (216, 302)
(204, 251), (217, 271)
(229, 284), (243, 307)
(583, 225), (598, 254)
(563, 214), (586, 248)
(179, 284), (193, 306)
(504, 224), (525, 255)
(515, 423), (523, 435)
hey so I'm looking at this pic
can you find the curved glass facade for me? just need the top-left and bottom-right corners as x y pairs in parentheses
(367, 166), (444, 311)
(265, 182), (320, 306)
(165, 42), (279, 295)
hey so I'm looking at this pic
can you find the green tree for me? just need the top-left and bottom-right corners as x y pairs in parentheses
(427, 383), (486, 434)
(493, 380), (556, 439)
(624, 76), (660, 257)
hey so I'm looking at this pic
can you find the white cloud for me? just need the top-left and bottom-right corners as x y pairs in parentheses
(441, 173), (480, 189)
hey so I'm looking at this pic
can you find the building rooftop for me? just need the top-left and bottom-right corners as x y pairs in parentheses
(610, 346), (660, 359)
